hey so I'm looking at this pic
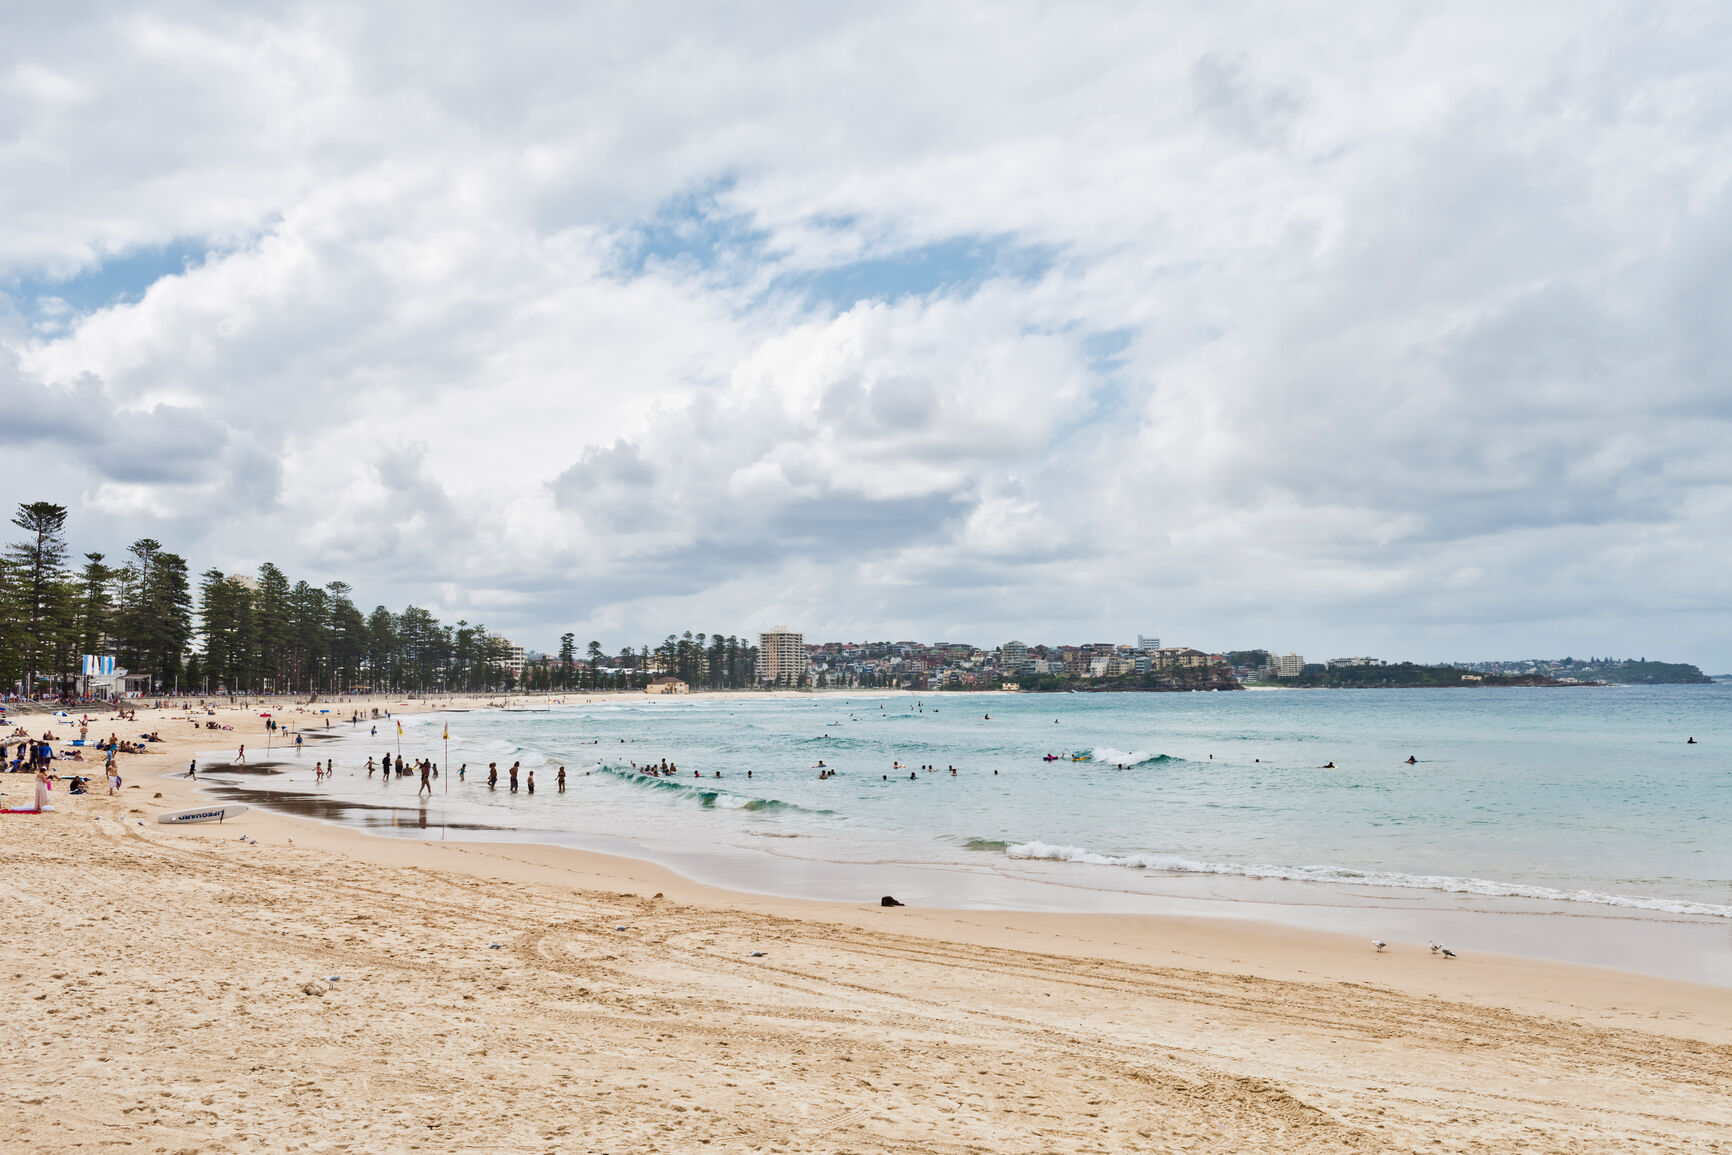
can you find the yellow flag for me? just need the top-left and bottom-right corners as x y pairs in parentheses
(443, 724), (449, 740)
(396, 721), (403, 736)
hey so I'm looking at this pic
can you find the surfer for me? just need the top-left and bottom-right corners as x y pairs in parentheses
(1405, 755), (1418, 764)
(1688, 737), (1698, 744)
(1323, 761), (1336, 769)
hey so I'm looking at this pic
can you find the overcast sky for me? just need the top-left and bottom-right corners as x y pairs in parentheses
(4, 3), (1730, 667)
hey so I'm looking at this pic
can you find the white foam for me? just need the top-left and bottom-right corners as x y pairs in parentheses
(1003, 841), (1732, 919)
(1088, 747), (1166, 766)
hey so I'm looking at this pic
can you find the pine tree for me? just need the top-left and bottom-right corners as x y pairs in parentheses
(7, 502), (70, 695)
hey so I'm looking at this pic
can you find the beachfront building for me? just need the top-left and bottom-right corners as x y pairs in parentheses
(645, 677), (689, 694)
(499, 640), (527, 678)
(1276, 652), (1305, 678)
(757, 627), (807, 687)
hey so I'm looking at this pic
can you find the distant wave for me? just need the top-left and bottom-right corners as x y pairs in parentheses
(1004, 840), (1732, 919)
(1085, 748), (1180, 767)
(596, 765), (833, 816)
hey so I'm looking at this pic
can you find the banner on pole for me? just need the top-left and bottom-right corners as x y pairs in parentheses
(82, 655), (116, 676)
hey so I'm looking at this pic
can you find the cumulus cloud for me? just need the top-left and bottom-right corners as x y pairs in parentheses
(3, 1), (1731, 663)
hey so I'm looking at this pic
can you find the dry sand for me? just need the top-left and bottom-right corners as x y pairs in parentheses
(3, 698), (1730, 1152)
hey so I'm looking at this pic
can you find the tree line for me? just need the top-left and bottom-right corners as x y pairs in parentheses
(2, 502), (767, 698)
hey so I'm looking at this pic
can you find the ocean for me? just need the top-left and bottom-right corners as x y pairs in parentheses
(203, 685), (1732, 983)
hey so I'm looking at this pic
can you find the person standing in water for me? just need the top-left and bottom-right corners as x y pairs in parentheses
(419, 761), (432, 796)
(526, 769), (535, 795)
(556, 766), (566, 791)
(488, 763), (498, 789)
(509, 763), (519, 793)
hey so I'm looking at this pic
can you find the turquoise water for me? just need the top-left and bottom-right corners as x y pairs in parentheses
(267, 685), (1732, 922)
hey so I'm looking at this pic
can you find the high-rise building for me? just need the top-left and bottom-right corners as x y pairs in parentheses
(1276, 652), (1305, 677)
(1001, 640), (1029, 671)
(757, 627), (807, 686)
(1137, 634), (1162, 652)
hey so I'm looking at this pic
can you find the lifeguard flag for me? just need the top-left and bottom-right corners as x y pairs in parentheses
(397, 721), (403, 736)
(442, 724), (449, 740)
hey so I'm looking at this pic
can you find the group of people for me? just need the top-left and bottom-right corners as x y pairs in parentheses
(632, 757), (726, 779)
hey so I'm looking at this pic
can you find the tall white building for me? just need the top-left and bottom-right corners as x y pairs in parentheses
(1137, 635), (1162, 652)
(1276, 652), (1305, 677)
(499, 640), (527, 678)
(757, 627), (807, 687)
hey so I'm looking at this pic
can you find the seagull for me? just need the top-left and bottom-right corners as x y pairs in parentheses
(1428, 940), (1441, 953)
(615, 925), (628, 931)
(747, 951), (766, 957)
(1440, 947), (1457, 959)
(1372, 940), (1387, 952)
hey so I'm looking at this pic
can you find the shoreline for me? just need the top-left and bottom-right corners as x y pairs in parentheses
(8, 695), (1732, 1149)
(159, 692), (1732, 987)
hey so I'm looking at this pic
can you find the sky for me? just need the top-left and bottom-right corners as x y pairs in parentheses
(3, 3), (1731, 668)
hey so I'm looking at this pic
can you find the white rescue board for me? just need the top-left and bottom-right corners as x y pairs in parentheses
(157, 804), (249, 825)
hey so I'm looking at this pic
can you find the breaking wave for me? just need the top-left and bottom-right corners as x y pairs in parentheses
(1003, 841), (1732, 919)
(596, 765), (833, 816)
(1083, 748), (1180, 767)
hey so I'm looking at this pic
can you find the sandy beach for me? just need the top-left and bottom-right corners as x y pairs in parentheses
(3, 697), (1730, 1152)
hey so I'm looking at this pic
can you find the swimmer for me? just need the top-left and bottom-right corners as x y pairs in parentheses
(1405, 755), (1418, 764)
(1323, 761), (1336, 769)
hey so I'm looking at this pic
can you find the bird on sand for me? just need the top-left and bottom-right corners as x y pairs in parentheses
(1372, 940), (1387, 952)
(1428, 940), (1441, 953)
(1440, 947), (1457, 959)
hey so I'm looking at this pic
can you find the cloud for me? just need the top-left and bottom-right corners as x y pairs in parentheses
(2, 2), (1732, 664)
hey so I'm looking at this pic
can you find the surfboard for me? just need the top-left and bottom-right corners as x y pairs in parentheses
(156, 804), (250, 825)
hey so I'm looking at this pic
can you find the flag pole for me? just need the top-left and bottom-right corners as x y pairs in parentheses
(443, 723), (449, 795)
